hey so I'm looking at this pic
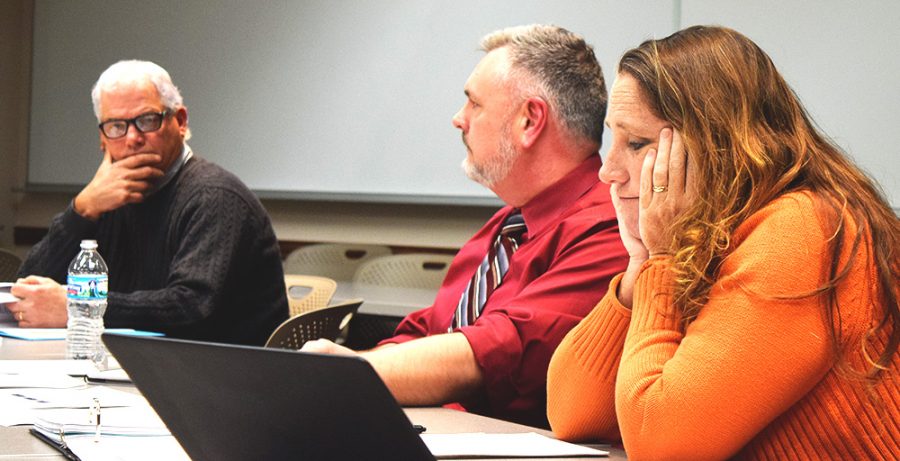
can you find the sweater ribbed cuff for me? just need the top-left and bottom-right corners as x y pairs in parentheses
(567, 273), (632, 377)
(61, 201), (100, 236)
(631, 256), (681, 332)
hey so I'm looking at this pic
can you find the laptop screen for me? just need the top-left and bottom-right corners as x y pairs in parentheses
(103, 333), (435, 461)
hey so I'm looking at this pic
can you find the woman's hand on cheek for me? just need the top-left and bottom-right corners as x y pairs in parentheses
(611, 186), (649, 262)
(639, 128), (692, 257)
(610, 185), (648, 308)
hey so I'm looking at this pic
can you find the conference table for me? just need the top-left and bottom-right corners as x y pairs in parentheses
(0, 334), (626, 460)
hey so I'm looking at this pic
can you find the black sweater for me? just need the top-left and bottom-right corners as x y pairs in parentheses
(19, 156), (288, 345)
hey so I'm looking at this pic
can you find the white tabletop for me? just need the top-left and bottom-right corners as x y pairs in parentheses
(0, 335), (625, 460)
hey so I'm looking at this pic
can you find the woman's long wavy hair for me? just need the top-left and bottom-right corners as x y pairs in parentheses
(618, 25), (899, 378)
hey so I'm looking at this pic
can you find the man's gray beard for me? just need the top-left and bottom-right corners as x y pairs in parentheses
(461, 131), (518, 188)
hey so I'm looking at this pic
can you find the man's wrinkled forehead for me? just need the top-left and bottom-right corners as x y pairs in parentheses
(98, 80), (163, 118)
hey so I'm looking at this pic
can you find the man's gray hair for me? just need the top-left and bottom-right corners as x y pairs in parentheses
(91, 60), (191, 140)
(481, 25), (607, 145)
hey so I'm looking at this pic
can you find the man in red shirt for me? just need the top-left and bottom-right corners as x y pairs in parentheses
(303, 25), (627, 427)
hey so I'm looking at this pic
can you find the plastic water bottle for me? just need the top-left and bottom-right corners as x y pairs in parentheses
(66, 239), (109, 363)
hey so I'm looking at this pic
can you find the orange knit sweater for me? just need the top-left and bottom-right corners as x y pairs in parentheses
(547, 192), (899, 460)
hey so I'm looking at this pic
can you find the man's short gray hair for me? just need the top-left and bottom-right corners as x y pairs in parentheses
(481, 24), (607, 145)
(91, 60), (191, 140)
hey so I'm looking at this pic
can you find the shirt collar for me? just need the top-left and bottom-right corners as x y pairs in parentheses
(145, 143), (193, 196)
(517, 154), (602, 238)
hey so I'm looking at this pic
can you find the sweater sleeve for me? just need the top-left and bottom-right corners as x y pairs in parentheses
(17, 203), (100, 282)
(615, 197), (836, 461)
(547, 273), (631, 442)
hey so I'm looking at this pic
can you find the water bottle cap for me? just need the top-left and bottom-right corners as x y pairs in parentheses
(80, 240), (98, 250)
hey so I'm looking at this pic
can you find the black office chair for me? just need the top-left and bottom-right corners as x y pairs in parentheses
(264, 299), (362, 350)
(344, 314), (403, 351)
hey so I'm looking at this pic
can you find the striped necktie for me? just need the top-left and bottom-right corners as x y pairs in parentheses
(449, 211), (527, 331)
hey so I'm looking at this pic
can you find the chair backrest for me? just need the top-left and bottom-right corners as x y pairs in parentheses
(352, 253), (454, 290)
(344, 315), (404, 351)
(0, 249), (22, 281)
(265, 299), (363, 349)
(284, 274), (338, 317)
(283, 243), (392, 282)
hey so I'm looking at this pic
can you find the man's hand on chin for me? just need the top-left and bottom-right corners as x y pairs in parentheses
(74, 151), (164, 220)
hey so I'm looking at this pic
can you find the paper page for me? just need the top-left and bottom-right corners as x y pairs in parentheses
(85, 367), (132, 383)
(63, 433), (191, 461)
(420, 432), (608, 458)
(0, 293), (19, 304)
(0, 359), (100, 376)
(33, 405), (170, 437)
(0, 408), (40, 427)
(0, 386), (149, 426)
(0, 284), (21, 304)
(1, 386), (147, 409)
(0, 373), (84, 389)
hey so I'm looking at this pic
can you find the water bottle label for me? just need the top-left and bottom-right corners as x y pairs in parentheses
(67, 275), (108, 300)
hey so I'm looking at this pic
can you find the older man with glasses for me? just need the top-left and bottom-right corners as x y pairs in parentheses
(9, 60), (288, 346)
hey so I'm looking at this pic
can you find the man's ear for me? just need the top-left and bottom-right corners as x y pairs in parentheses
(174, 107), (189, 136)
(517, 97), (548, 149)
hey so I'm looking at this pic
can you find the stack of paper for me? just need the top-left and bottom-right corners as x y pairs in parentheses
(31, 406), (190, 461)
(36, 430), (191, 461)
(0, 359), (99, 377)
(33, 406), (171, 440)
(0, 346), (188, 460)
(0, 386), (149, 426)
(85, 367), (132, 384)
(0, 359), (112, 391)
(0, 282), (20, 304)
(0, 373), (85, 390)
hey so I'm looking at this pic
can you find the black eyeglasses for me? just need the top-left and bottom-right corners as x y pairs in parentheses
(98, 111), (170, 139)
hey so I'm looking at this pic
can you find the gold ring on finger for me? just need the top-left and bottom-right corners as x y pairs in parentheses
(652, 185), (668, 193)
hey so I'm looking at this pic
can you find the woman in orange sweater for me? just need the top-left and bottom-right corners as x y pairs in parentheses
(546, 26), (899, 460)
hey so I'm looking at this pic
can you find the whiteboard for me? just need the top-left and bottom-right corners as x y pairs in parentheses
(30, 1), (899, 208)
(28, 0), (676, 205)
(681, 0), (900, 208)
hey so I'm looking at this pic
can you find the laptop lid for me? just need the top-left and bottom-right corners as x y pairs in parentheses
(103, 331), (435, 461)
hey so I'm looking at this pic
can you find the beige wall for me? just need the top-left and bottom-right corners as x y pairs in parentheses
(1, 0), (33, 253)
(4, 0), (494, 255)
(16, 193), (494, 251)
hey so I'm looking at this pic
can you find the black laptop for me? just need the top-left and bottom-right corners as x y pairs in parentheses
(102, 332), (435, 461)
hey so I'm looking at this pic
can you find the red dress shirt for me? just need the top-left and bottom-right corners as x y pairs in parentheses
(382, 154), (628, 427)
